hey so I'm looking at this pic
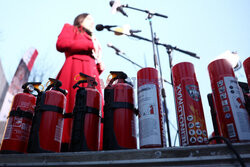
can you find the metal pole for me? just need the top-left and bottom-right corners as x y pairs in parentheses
(154, 33), (172, 147)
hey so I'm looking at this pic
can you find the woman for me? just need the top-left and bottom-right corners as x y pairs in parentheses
(56, 13), (104, 152)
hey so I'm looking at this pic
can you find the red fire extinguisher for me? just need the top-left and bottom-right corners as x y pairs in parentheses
(103, 71), (137, 150)
(243, 57), (250, 88)
(137, 67), (166, 148)
(243, 57), (250, 113)
(70, 73), (101, 151)
(0, 82), (42, 153)
(28, 78), (67, 153)
(208, 59), (250, 143)
(172, 62), (208, 146)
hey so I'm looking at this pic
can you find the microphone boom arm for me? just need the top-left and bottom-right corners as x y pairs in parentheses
(115, 52), (144, 69)
(122, 4), (168, 19)
(129, 33), (199, 59)
(105, 28), (198, 59)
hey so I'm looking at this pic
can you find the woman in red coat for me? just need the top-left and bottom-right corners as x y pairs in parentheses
(56, 13), (104, 152)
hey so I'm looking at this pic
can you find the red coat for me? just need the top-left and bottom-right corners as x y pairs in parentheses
(56, 24), (103, 148)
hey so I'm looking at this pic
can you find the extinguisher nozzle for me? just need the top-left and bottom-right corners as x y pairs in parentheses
(110, 71), (128, 80)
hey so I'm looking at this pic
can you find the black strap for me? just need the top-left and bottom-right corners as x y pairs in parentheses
(74, 106), (100, 117)
(63, 113), (73, 118)
(9, 108), (33, 120)
(111, 102), (134, 110)
(112, 101), (138, 115)
(40, 104), (64, 114)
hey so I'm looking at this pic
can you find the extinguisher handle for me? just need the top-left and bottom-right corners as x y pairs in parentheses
(73, 79), (97, 89)
(48, 78), (62, 87)
(46, 78), (64, 92)
(110, 71), (127, 80)
(73, 80), (88, 89)
(22, 82), (42, 94)
(107, 71), (128, 86)
(22, 82), (41, 89)
(79, 72), (98, 87)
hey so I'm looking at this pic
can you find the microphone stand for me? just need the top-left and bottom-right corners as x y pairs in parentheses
(154, 33), (172, 147)
(119, 4), (172, 147)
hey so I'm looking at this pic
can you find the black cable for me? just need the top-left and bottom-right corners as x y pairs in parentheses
(173, 130), (179, 146)
(208, 136), (245, 167)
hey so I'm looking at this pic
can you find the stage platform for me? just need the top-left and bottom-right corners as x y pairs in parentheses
(0, 142), (249, 166)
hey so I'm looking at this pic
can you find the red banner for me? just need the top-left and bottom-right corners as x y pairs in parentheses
(0, 47), (38, 121)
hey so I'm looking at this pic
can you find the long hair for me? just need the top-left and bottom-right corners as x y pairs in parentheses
(73, 13), (92, 35)
(73, 13), (89, 28)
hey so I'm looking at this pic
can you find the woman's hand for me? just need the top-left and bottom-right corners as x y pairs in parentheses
(97, 61), (105, 74)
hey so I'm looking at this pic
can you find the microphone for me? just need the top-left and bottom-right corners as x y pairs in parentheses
(96, 24), (117, 31)
(107, 43), (125, 55)
(113, 27), (141, 36)
(130, 29), (142, 34)
(110, 0), (128, 17)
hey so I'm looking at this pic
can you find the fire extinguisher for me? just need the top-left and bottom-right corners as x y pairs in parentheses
(137, 67), (166, 148)
(0, 82), (42, 154)
(243, 57), (250, 88)
(70, 73), (101, 151)
(208, 59), (250, 143)
(103, 71), (137, 150)
(243, 57), (250, 113)
(172, 62), (208, 146)
(28, 78), (67, 153)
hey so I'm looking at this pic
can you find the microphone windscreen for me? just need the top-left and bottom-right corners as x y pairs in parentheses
(96, 24), (104, 31)
(109, 1), (114, 7)
(114, 27), (124, 35)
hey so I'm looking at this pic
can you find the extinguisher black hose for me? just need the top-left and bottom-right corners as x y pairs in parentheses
(70, 101), (90, 152)
(103, 88), (123, 150)
(208, 136), (246, 167)
(28, 92), (53, 153)
(70, 87), (92, 151)
(207, 93), (222, 144)
(103, 87), (136, 150)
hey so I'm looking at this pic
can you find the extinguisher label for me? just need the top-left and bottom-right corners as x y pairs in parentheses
(4, 117), (13, 139)
(138, 84), (161, 147)
(4, 117), (32, 141)
(224, 77), (250, 140)
(54, 117), (63, 142)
